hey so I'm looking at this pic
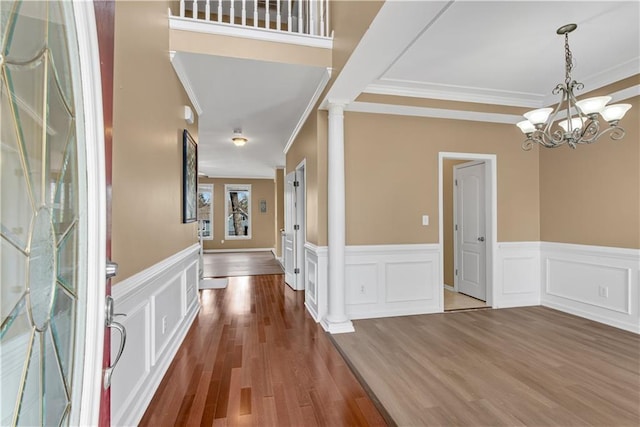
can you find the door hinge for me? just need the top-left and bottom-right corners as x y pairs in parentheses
(293, 180), (300, 187)
(455, 269), (458, 276)
(455, 224), (458, 231)
(455, 179), (458, 186)
(294, 224), (300, 230)
(294, 268), (300, 274)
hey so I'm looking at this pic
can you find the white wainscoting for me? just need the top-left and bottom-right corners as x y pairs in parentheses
(494, 242), (541, 308)
(541, 242), (640, 333)
(303, 243), (327, 322)
(345, 244), (441, 319)
(111, 244), (201, 426)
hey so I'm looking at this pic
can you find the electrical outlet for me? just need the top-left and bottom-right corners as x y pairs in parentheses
(221, 240), (225, 244)
(161, 316), (167, 334)
(422, 215), (429, 226)
(598, 286), (609, 298)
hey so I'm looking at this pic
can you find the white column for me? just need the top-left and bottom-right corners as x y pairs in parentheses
(321, 101), (354, 334)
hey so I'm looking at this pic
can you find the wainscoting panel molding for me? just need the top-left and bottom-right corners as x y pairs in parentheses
(495, 242), (541, 308)
(304, 243), (327, 322)
(345, 244), (441, 319)
(541, 242), (639, 333)
(111, 244), (201, 426)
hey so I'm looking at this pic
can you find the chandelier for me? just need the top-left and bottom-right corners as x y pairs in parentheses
(517, 23), (632, 150)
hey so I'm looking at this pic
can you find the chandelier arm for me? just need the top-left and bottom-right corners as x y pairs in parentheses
(590, 124), (626, 143)
(576, 118), (600, 144)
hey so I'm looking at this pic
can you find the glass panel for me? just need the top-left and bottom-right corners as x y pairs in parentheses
(44, 327), (69, 426)
(27, 207), (57, 330)
(0, 297), (30, 425)
(198, 184), (213, 240)
(1, 238), (27, 322)
(47, 1), (73, 108)
(5, 56), (47, 209)
(16, 332), (41, 426)
(0, 75), (36, 251)
(52, 133), (77, 245)
(57, 221), (77, 293)
(50, 284), (75, 381)
(3, 1), (46, 63)
(225, 185), (251, 238)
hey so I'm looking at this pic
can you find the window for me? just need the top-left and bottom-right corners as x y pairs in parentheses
(198, 184), (213, 240)
(225, 184), (251, 239)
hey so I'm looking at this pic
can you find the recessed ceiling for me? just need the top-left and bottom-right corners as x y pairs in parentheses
(174, 52), (327, 178)
(368, 1), (639, 108)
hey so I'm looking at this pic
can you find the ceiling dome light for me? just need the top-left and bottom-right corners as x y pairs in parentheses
(232, 129), (248, 147)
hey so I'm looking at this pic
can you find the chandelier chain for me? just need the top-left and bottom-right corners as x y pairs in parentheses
(564, 32), (573, 85)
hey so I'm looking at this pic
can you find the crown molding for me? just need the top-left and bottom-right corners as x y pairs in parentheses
(169, 51), (203, 115)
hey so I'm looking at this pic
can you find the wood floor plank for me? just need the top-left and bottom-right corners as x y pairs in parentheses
(139, 274), (386, 426)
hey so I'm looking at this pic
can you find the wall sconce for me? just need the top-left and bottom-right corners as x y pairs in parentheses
(184, 105), (194, 125)
(232, 129), (248, 147)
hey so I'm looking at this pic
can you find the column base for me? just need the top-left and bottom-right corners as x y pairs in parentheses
(320, 317), (355, 334)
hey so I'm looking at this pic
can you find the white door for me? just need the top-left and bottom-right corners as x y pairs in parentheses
(454, 162), (486, 301)
(294, 166), (305, 291)
(283, 171), (296, 287)
(1, 1), (106, 425)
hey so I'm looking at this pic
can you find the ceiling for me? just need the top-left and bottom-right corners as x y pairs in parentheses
(181, 1), (639, 179)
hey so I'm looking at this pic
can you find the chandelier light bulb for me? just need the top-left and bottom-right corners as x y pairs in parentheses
(575, 96), (611, 115)
(600, 104), (632, 122)
(558, 117), (585, 133)
(523, 108), (553, 125)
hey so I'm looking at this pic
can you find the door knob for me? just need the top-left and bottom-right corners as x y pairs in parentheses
(478, 236), (485, 242)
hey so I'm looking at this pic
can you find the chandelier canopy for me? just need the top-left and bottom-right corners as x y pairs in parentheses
(517, 23), (631, 150)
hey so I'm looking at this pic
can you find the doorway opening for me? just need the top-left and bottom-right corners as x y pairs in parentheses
(438, 153), (496, 312)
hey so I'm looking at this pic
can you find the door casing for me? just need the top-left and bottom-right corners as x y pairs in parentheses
(438, 152), (497, 311)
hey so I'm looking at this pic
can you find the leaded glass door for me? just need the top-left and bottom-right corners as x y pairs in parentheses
(1, 1), (105, 425)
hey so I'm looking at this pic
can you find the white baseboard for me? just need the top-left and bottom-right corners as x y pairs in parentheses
(540, 242), (639, 334)
(494, 242), (541, 308)
(203, 247), (274, 253)
(111, 244), (201, 426)
(444, 284), (455, 292)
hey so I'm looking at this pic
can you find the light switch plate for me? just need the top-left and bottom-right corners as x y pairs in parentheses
(422, 215), (429, 226)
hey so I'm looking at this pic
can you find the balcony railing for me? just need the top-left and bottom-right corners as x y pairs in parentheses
(177, 0), (331, 38)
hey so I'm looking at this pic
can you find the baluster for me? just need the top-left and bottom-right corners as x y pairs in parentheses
(205, 0), (210, 20)
(277, 0), (281, 30)
(319, 0), (324, 36)
(297, 0), (302, 33)
(230, 0), (235, 24)
(242, 0), (246, 25)
(325, 0), (329, 36)
(287, 0), (292, 31)
(265, 0), (270, 29)
(217, 0), (222, 22)
(253, 0), (258, 27)
(193, 0), (198, 19)
(307, 0), (316, 35)
(180, 0), (185, 17)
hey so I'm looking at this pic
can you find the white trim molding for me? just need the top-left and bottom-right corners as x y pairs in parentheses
(345, 244), (441, 319)
(111, 244), (201, 426)
(169, 51), (203, 115)
(495, 242), (541, 308)
(540, 242), (640, 334)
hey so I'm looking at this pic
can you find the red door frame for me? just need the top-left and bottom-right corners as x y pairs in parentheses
(93, 1), (114, 425)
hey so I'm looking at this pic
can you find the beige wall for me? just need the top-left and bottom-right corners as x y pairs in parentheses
(112, 1), (198, 284)
(443, 160), (468, 287)
(199, 178), (275, 251)
(540, 94), (640, 249)
(344, 112), (541, 245)
(274, 169), (285, 257)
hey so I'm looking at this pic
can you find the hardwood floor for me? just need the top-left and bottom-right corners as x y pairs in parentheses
(139, 275), (386, 426)
(333, 306), (640, 426)
(202, 252), (284, 278)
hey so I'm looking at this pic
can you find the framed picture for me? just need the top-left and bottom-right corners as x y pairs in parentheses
(182, 129), (198, 223)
